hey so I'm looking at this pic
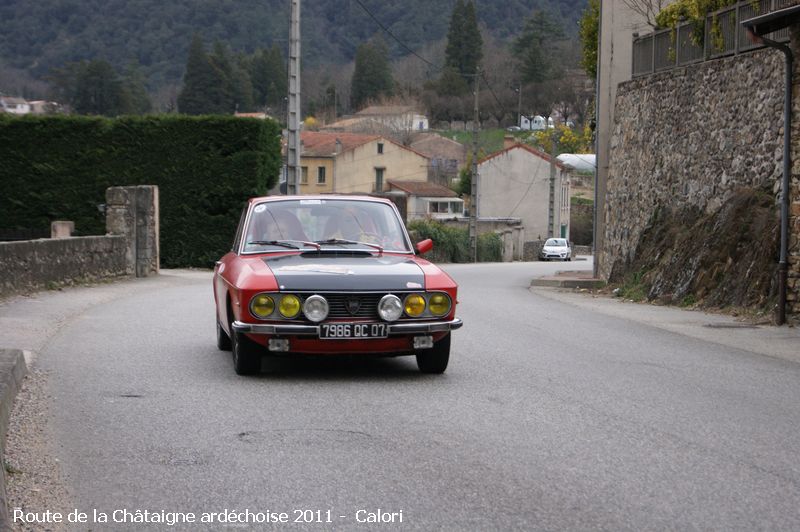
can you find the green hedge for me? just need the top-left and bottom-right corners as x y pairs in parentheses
(408, 219), (502, 262)
(0, 115), (281, 267)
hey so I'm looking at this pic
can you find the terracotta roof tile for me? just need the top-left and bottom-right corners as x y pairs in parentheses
(300, 131), (379, 157)
(387, 180), (457, 197)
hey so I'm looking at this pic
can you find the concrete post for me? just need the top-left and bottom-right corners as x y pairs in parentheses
(503, 229), (514, 262)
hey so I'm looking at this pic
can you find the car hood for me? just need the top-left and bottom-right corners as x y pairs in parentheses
(263, 253), (425, 291)
(543, 246), (568, 252)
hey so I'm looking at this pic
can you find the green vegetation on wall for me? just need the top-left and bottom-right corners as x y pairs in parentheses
(0, 115), (281, 267)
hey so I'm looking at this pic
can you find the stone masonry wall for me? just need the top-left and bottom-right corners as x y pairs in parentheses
(0, 185), (159, 297)
(603, 46), (800, 314)
(0, 235), (129, 295)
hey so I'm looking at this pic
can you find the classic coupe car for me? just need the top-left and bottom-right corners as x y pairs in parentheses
(213, 195), (462, 375)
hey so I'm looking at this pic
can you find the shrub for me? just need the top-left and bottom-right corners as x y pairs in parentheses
(408, 219), (502, 262)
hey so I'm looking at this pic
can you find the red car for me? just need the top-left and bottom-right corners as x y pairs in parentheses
(213, 195), (462, 375)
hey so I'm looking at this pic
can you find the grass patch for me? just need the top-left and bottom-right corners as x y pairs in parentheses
(618, 270), (649, 302)
(437, 129), (520, 154)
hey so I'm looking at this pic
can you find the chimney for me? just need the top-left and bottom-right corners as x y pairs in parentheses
(503, 134), (516, 150)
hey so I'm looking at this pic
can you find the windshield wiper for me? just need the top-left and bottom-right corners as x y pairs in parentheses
(314, 238), (383, 253)
(247, 240), (321, 250)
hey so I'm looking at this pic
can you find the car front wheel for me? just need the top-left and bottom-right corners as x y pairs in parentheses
(231, 330), (262, 375)
(416, 333), (450, 374)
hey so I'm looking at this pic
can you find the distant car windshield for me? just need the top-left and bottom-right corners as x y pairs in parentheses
(545, 239), (567, 247)
(243, 198), (412, 253)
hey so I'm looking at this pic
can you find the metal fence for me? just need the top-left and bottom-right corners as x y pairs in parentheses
(632, 0), (793, 77)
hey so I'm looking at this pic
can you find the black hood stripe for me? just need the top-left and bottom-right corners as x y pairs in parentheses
(264, 254), (425, 292)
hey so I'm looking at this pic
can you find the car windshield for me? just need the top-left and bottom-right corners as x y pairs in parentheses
(242, 198), (412, 254)
(545, 239), (567, 247)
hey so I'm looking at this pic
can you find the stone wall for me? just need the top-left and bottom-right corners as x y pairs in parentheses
(0, 185), (159, 297)
(603, 46), (800, 313)
(0, 235), (129, 294)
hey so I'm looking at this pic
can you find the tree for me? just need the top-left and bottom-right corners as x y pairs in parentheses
(350, 39), (393, 110)
(579, 0), (600, 80)
(512, 10), (567, 84)
(443, 0), (483, 86)
(177, 35), (228, 114)
(622, 0), (669, 29)
(73, 60), (129, 116)
(249, 45), (287, 110)
(122, 63), (152, 114)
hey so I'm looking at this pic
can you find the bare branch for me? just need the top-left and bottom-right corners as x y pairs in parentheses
(620, 0), (668, 28)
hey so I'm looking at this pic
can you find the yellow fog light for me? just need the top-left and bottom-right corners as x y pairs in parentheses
(250, 294), (275, 319)
(428, 293), (451, 316)
(279, 294), (301, 318)
(404, 294), (426, 317)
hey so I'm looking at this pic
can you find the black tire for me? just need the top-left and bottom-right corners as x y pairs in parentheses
(216, 319), (232, 351)
(416, 333), (450, 374)
(231, 330), (262, 375)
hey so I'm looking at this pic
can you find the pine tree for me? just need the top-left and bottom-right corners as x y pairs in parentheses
(513, 10), (567, 84)
(249, 45), (286, 110)
(177, 35), (227, 114)
(443, 0), (482, 87)
(350, 39), (394, 110)
(122, 63), (152, 114)
(73, 59), (129, 116)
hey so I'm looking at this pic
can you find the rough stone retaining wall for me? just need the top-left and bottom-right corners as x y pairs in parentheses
(604, 46), (800, 313)
(0, 185), (159, 298)
(0, 236), (129, 295)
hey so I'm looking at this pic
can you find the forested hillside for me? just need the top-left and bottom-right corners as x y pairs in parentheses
(0, 0), (585, 92)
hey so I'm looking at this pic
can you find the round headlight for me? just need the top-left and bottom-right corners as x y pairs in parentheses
(428, 293), (451, 317)
(279, 294), (301, 318)
(404, 294), (426, 317)
(250, 293), (275, 319)
(302, 294), (329, 322)
(378, 294), (403, 322)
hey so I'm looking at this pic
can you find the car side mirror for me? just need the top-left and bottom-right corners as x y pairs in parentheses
(415, 238), (433, 255)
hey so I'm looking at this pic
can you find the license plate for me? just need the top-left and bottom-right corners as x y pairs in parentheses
(320, 322), (388, 339)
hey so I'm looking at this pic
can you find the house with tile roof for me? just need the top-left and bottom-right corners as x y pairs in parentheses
(477, 137), (571, 242)
(386, 180), (463, 220)
(408, 133), (466, 185)
(297, 131), (430, 196)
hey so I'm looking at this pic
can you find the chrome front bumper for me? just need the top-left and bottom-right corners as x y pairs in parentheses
(232, 318), (463, 336)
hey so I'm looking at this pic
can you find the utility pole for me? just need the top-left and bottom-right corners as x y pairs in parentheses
(286, 0), (301, 196)
(516, 85), (522, 128)
(469, 67), (480, 263)
(547, 126), (557, 238)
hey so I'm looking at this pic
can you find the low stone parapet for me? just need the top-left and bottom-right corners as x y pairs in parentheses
(0, 235), (129, 296)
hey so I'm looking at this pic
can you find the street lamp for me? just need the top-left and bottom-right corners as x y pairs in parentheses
(741, 6), (799, 325)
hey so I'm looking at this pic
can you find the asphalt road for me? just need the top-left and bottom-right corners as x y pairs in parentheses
(3, 261), (800, 531)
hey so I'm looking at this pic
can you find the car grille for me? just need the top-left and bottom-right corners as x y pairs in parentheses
(322, 293), (382, 318)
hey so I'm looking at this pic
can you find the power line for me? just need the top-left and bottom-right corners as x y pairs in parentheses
(352, 0), (442, 71)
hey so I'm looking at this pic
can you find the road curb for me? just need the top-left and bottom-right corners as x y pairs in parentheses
(530, 277), (606, 289)
(0, 349), (28, 531)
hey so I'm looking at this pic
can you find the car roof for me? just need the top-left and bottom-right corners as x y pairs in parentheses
(247, 195), (393, 206)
